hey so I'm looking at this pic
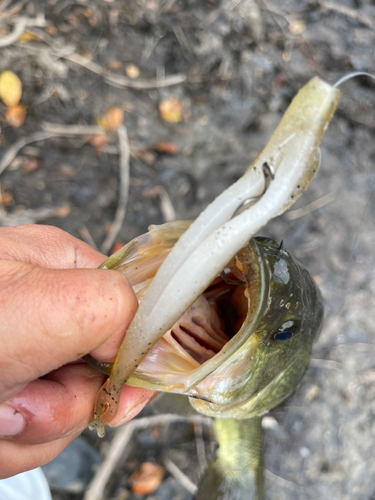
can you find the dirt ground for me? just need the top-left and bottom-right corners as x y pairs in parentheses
(1, 1), (375, 499)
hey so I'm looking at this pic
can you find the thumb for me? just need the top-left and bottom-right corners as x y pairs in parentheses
(0, 259), (137, 404)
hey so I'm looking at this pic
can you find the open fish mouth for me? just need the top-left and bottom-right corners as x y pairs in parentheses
(132, 268), (251, 391)
(103, 225), (264, 403)
(101, 222), (266, 399)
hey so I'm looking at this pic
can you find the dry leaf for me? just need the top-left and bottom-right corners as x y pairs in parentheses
(152, 141), (180, 154)
(6, 104), (27, 127)
(125, 63), (140, 79)
(45, 24), (57, 35)
(22, 158), (39, 174)
(19, 31), (42, 43)
(97, 107), (124, 132)
(89, 133), (108, 155)
(1, 190), (13, 207)
(109, 60), (122, 70)
(130, 462), (164, 495)
(159, 96), (183, 123)
(55, 206), (71, 218)
(0, 71), (22, 107)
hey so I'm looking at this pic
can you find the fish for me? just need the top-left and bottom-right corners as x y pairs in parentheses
(85, 76), (341, 498)
(86, 221), (324, 498)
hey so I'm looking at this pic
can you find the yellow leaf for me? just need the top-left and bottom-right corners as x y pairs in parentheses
(18, 32), (42, 43)
(159, 96), (183, 123)
(97, 107), (124, 132)
(0, 71), (22, 107)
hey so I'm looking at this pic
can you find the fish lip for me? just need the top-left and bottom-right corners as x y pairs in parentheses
(183, 237), (269, 392)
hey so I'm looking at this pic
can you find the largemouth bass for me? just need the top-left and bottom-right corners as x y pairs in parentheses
(86, 221), (324, 498)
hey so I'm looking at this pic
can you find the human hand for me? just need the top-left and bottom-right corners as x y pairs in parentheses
(0, 225), (155, 478)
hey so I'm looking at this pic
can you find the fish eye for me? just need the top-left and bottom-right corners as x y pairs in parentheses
(272, 320), (300, 341)
(273, 331), (294, 341)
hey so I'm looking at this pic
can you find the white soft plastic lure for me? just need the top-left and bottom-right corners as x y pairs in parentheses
(90, 76), (341, 436)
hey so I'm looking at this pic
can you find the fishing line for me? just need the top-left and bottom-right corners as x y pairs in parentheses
(333, 71), (375, 87)
(329, 71), (375, 312)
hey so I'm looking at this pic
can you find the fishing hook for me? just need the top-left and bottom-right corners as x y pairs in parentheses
(231, 161), (275, 219)
(220, 163), (274, 287)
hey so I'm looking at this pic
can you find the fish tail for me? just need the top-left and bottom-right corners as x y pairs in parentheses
(195, 416), (264, 500)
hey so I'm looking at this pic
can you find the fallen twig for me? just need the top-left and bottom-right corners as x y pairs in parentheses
(319, 1), (373, 28)
(0, 125), (103, 176)
(41, 123), (102, 135)
(0, 0), (22, 22)
(164, 458), (198, 495)
(0, 206), (70, 226)
(101, 124), (130, 255)
(0, 14), (47, 47)
(64, 52), (187, 90)
(78, 226), (98, 251)
(142, 185), (176, 222)
(265, 469), (307, 492)
(0, 123), (130, 247)
(157, 187), (176, 222)
(0, 131), (53, 176)
(194, 421), (208, 474)
(83, 414), (211, 500)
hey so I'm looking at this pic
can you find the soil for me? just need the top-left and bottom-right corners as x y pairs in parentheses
(0, 1), (375, 499)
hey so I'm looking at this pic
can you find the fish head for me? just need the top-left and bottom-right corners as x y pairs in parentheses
(190, 236), (324, 418)
(115, 223), (324, 419)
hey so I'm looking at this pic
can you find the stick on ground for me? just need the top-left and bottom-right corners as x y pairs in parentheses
(83, 414), (211, 500)
(101, 124), (130, 255)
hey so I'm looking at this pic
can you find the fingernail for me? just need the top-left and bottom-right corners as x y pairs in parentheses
(0, 406), (25, 437)
(110, 401), (146, 427)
